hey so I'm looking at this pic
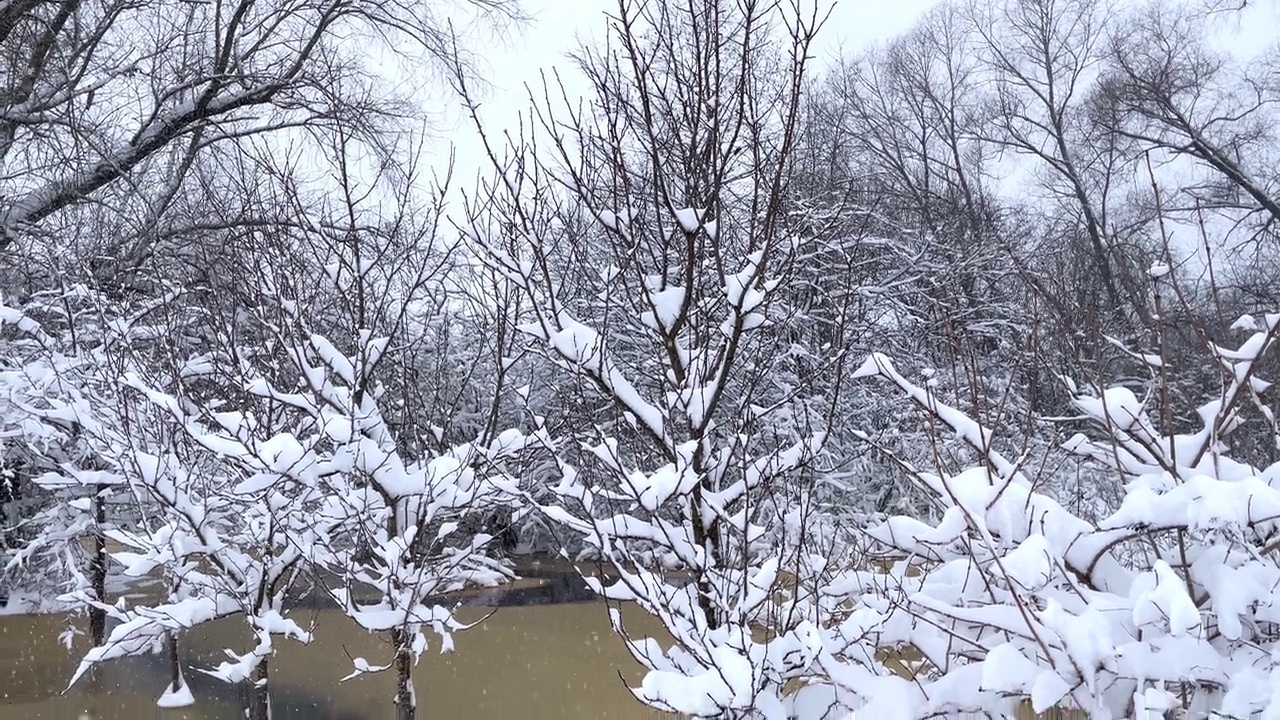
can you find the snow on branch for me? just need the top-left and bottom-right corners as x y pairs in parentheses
(840, 317), (1280, 718)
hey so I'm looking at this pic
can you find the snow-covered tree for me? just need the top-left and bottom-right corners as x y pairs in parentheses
(61, 369), (325, 717)
(0, 98), (537, 717)
(0, 0), (520, 257)
(94, 143), (536, 718)
(260, 327), (531, 720)
(62, 280), (534, 720)
(0, 283), (186, 643)
(459, 0), (866, 715)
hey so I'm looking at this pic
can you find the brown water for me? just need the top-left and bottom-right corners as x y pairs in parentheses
(0, 573), (1088, 720)
(0, 593), (672, 719)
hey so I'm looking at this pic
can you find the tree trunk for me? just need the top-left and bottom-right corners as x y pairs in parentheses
(167, 632), (183, 691)
(88, 486), (107, 645)
(246, 654), (272, 720)
(391, 627), (415, 720)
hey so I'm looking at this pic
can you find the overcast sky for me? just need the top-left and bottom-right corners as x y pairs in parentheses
(434, 0), (942, 194)
(421, 0), (1280, 266)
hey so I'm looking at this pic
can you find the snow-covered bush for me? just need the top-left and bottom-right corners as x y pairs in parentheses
(0, 281), (315, 713)
(77, 230), (536, 720)
(830, 311), (1280, 719)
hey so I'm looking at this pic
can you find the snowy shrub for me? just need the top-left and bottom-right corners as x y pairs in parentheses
(829, 312), (1280, 719)
(50, 310), (534, 720)
(65, 372), (326, 716)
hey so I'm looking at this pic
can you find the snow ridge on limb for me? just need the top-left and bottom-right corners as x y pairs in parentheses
(852, 351), (1131, 593)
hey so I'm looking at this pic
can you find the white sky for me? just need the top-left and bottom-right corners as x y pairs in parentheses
(434, 0), (943, 194)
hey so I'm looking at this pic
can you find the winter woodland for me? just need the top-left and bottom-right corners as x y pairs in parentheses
(2, 0), (1280, 718)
